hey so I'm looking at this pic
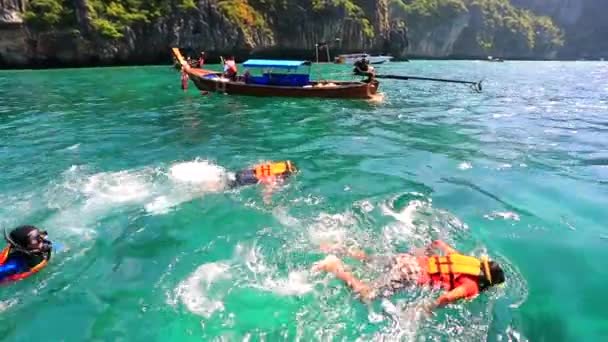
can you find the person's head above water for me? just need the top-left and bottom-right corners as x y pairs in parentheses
(284, 160), (298, 175)
(5, 225), (51, 254)
(480, 256), (505, 290)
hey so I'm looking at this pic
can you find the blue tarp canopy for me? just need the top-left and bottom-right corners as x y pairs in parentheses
(242, 59), (309, 69)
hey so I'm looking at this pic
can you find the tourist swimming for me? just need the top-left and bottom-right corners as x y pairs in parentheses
(312, 239), (505, 314)
(226, 160), (298, 189)
(0, 225), (54, 283)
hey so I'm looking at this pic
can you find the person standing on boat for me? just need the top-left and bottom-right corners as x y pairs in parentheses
(312, 239), (505, 315)
(0, 225), (54, 284)
(198, 52), (206, 68)
(353, 57), (375, 82)
(223, 56), (238, 81)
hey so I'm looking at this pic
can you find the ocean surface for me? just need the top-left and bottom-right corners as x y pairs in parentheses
(0, 61), (607, 341)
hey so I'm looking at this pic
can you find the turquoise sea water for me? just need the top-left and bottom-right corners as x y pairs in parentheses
(0, 61), (607, 341)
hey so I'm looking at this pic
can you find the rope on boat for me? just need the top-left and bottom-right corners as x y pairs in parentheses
(374, 74), (483, 93)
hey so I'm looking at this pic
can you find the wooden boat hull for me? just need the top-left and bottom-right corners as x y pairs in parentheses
(186, 70), (379, 99)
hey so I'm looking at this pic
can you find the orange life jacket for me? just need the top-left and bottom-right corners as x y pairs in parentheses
(254, 161), (297, 182)
(427, 254), (492, 290)
(0, 244), (48, 283)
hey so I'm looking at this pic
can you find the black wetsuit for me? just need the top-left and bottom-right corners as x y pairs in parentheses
(228, 169), (259, 188)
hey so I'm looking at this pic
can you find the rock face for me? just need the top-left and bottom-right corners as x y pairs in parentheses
(511, 0), (584, 26)
(0, 0), (605, 68)
(0, 0), (408, 68)
(405, 12), (471, 58)
(0, 0), (24, 24)
(511, 0), (608, 58)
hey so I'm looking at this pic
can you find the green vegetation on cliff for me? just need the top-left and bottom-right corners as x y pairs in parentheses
(24, 0), (194, 38)
(21, 0), (564, 57)
(23, 0), (75, 29)
(390, 0), (563, 55)
(311, 0), (375, 37)
(216, 0), (273, 45)
(468, 0), (564, 52)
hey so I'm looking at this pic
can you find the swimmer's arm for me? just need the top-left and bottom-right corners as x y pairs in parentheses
(0, 260), (20, 278)
(333, 269), (374, 302)
(262, 181), (276, 204)
(425, 280), (478, 313)
(435, 286), (468, 307)
(429, 240), (459, 255)
(319, 244), (368, 261)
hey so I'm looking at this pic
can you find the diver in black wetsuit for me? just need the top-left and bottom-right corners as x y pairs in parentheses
(0, 225), (53, 283)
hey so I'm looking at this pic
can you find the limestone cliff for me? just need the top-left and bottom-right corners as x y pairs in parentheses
(389, 0), (565, 59)
(511, 0), (608, 58)
(0, 0), (605, 68)
(0, 0), (408, 68)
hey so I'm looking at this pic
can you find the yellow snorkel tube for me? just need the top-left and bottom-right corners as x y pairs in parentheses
(481, 255), (492, 285)
(481, 255), (506, 289)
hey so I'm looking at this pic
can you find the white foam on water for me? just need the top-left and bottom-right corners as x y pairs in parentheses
(0, 299), (18, 313)
(82, 170), (153, 205)
(379, 195), (470, 251)
(168, 160), (227, 187)
(43, 166), (155, 238)
(145, 160), (230, 215)
(355, 200), (374, 213)
(381, 199), (424, 229)
(40, 159), (232, 237)
(172, 243), (315, 319)
(459, 161), (473, 170)
(171, 262), (231, 318)
(234, 243), (314, 296)
(236, 242), (269, 274)
(307, 212), (356, 247)
(259, 270), (314, 296)
(272, 206), (301, 228)
(484, 211), (521, 221)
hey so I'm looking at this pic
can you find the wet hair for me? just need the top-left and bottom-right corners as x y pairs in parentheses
(286, 160), (298, 174)
(7, 225), (39, 250)
(489, 261), (505, 285)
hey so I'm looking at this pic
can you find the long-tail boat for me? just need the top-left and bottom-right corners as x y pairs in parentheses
(171, 48), (379, 99)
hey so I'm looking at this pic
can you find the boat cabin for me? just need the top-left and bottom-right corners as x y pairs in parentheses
(241, 59), (313, 87)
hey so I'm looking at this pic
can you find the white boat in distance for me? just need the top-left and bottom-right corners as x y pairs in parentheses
(334, 53), (393, 65)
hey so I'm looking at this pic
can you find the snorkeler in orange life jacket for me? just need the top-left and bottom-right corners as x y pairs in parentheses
(313, 240), (505, 314)
(227, 160), (298, 189)
(0, 225), (53, 284)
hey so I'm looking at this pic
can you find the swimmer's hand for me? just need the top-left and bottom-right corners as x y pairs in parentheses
(312, 255), (344, 274)
(416, 301), (437, 319)
(410, 246), (430, 257)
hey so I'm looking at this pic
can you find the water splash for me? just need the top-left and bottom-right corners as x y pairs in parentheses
(171, 262), (231, 318)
